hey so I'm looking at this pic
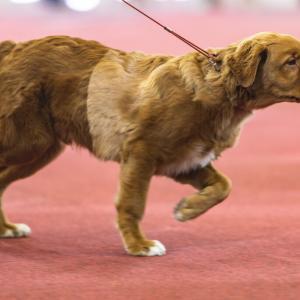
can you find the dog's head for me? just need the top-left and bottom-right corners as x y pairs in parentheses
(223, 32), (300, 109)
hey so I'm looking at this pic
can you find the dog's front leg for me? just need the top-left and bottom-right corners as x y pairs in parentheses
(116, 144), (166, 256)
(173, 164), (232, 222)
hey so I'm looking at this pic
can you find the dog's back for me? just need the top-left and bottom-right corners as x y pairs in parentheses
(0, 37), (112, 150)
(0, 41), (16, 64)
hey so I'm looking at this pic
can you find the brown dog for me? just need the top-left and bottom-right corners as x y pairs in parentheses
(0, 32), (299, 256)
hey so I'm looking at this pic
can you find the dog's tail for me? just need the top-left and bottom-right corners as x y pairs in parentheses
(0, 41), (16, 64)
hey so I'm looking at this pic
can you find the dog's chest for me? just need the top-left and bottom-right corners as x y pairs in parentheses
(159, 144), (216, 176)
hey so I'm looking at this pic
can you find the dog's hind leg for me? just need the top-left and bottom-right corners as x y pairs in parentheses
(0, 142), (64, 238)
(173, 164), (232, 222)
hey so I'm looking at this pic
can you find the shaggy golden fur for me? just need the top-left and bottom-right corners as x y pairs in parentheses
(0, 33), (300, 256)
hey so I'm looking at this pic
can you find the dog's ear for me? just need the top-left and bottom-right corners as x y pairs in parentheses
(227, 40), (267, 88)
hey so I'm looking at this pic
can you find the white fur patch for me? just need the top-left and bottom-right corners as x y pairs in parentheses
(174, 210), (185, 222)
(145, 240), (166, 256)
(0, 224), (31, 238)
(199, 151), (216, 168)
(161, 143), (216, 176)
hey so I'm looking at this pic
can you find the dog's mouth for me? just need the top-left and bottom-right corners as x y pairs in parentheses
(282, 96), (300, 103)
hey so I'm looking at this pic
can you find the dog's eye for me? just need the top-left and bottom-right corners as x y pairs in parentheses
(287, 58), (297, 66)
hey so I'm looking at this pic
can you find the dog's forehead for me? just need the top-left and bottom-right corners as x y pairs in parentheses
(266, 36), (300, 58)
(275, 35), (300, 47)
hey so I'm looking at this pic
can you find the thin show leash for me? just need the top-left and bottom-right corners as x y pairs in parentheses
(120, 0), (220, 71)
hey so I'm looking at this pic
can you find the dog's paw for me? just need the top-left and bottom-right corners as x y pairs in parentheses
(174, 198), (206, 222)
(146, 240), (166, 256)
(0, 224), (32, 238)
(126, 240), (166, 257)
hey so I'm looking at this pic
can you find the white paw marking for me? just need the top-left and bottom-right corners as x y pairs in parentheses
(174, 210), (185, 222)
(145, 240), (166, 256)
(1, 224), (31, 238)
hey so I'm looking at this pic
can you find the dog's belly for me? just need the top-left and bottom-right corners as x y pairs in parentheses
(159, 145), (216, 176)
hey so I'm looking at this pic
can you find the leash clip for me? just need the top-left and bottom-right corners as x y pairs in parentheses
(209, 55), (221, 72)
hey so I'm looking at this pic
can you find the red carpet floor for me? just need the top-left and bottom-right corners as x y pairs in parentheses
(0, 9), (300, 300)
